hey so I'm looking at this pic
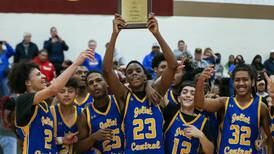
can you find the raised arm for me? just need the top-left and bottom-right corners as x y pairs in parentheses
(103, 14), (128, 110)
(194, 66), (227, 112)
(149, 14), (178, 96)
(33, 51), (93, 105)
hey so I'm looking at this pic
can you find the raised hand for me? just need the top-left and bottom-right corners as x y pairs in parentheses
(147, 13), (159, 35)
(113, 14), (127, 34)
(74, 50), (94, 66)
(198, 65), (215, 81)
(264, 72), (274, 99)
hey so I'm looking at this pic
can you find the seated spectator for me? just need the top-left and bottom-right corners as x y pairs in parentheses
(142, 43), (162, 79)
(264, 50), (274, 75)
(14, 32), (39, 63)
(0, 41), (14, 96)
(82, 39), (102, 72)
(224, 54), (234, 77)
(61, 59), (73, 73)
(252, 55), (265, 74)
(193, 48), (208, 69)
(214, 53), (224, 80)
(203, 47), (216, 65)
(173, 40), (192, 60)
(33, 49), (55, 83)
(44, 26), (69, 76)
(256, 76), (268, 98)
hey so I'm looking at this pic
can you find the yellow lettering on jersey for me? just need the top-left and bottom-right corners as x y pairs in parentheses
(231, 113), (250, 124)
(131, 140), (161, 151)
(102, 128), (121, 152)
(41, 116), (53, 128)
(224, 146), (252, 154)
(99, 118), (117, 129)
(134, 107), (152, 118)
(271, 124), (274, 132)
(174, 128), (191, 139)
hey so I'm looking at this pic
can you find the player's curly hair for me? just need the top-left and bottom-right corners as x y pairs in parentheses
(8, 62), (39, 93)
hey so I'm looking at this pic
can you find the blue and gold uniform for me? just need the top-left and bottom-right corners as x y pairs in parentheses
(86, 95), (124, 154)
(16, 101), (57, 154)
(122, 92), (164, 154)
(165, 88), (178, 106)
(50, 104), (82, 154)
(270, 106), (274, 140)
(219, 96), (262, 154)
(74, 93), (93, 109)
(165, 111), (207, 154)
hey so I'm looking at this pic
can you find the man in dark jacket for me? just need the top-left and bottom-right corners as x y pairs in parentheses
(43, 26), (69, 76)
(14, 33), (39, 63)
(264, 50), (274, 75)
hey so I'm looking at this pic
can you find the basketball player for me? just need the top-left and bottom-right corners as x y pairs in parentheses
(73, 65), (93, 109)
(50, 77), (81, 153)
(195, 64), (273, 153)
(76, 71), (124, 153)
(103, 14), (178, 153)
(8, 51), (93, 153)
(163, 81), (214, 153)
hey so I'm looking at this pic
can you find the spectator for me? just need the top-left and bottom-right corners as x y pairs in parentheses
(32, 49), (55, 84)
(203, 47), (216, 65)
(0, 41), (14, 96)
(82, 40), (102, 72)
(14, 32), (39, 63)
(43, 26), (69, 76)
(215, 53), (224, 80)
(173, 40), (192, 60)
(61, 59), (73, 72)
(152, 53), (167, 79)
(224, 54), (234, 77)
(0, 96), (17, 154)
(251, 55), (265, 74)
(192, 48), (208, 69)
(256, 77), (268, 98)
(142, 42), (161, 79)
(234, 54), (245, 65)
(105, 42), (125, 66)
(264, 50), (274, 75)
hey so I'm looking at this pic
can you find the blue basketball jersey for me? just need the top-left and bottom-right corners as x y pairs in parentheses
(50, 104), (82, 154)
(16, 101), (57, 154)
(165, 88), (178, 106)
(270, 107), (274, 140)
(86, 95), (124, 154)
(219, 96), (261, 154)
(74, 93), (93, 109)
(165, 111), (207, 154)
(122, 92), (164, 154)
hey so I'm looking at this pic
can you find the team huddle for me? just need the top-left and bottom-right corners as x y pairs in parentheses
(6, 14), (274, 154)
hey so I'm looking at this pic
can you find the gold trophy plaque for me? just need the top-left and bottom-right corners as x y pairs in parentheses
(118, 0), (152, 29)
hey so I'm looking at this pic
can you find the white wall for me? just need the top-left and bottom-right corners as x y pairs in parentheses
(1, 13), (274, 64)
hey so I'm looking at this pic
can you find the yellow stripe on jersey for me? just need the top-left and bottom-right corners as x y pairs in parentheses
(179, 113), (201, 125)
(165, 111), (180, 133)
(92, 96), (111, 116)
(75, 93), (90, 106)
(50, 106), (57, 138)
(233, 97), (254, 110)
(121, 92), (131, 133)
(86, 107), (92, 135)
(57, 104), (78, 128)
(258, 96), (262, 129)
